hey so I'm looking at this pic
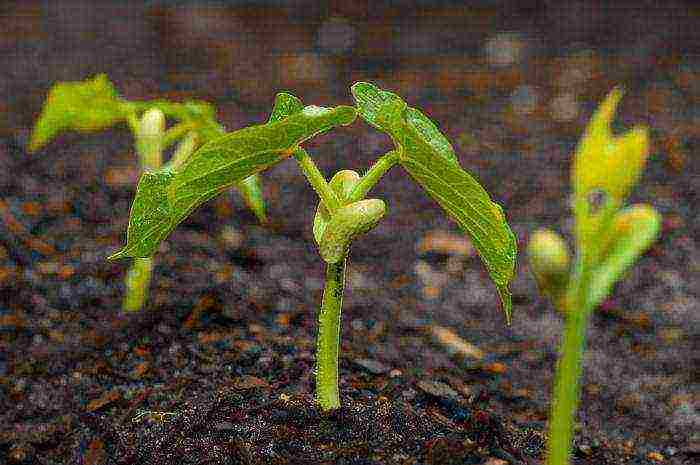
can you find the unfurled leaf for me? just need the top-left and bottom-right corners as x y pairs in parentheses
(350, 82), (403, 133)
(319, 199), (387, 264)
(313, 170), (361, 244)
(268, 92), (304, 123)
(29, 74), (127, 152)
(572, 88), (650, 265)
(233, 92), (306, 224)
(588, 204), (661, 309)
(351, 84), (517, 322)
(110, 104), (356, 259)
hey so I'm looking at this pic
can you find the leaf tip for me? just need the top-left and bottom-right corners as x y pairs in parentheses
(107, 248), (129, 261)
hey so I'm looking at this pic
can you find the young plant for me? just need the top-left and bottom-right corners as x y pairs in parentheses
(29, 74), (267, 312)
(110, 82), (517, 411)
(526, 89), (661, 465)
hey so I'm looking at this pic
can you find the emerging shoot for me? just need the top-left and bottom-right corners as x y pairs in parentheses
(527, 88), (662, 465)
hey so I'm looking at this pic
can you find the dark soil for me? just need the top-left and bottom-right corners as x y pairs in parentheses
(1, 2), (698, 464)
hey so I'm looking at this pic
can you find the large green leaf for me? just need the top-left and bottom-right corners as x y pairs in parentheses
(351, 82), (517, 322)
(230, 93), (305, 224)
(110, 103), (356, 259)
(29, 74), (127, 152)
(587, 204), (661, 309)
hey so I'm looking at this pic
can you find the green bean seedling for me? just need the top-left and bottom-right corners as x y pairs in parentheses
(527, 88), (662, 465)
(109, 82), (518, 411)
(29, 74), (267, 312)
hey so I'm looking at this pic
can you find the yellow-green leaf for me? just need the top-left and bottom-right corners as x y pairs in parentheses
(572, 88), (650, 265)
(29, 74), (127, 152)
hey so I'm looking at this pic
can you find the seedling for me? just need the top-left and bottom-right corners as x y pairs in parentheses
(526, 89), (661, 465)
(29, 74), (267, 311)
(110, 82), (517, 411)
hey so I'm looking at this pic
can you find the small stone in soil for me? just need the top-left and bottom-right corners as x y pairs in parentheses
(416, 380), (460, 400)
(353, 358), (390, 374)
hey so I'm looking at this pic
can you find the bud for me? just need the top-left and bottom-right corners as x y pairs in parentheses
(313, 170), (361, 244)
(319, 199), (386, 263)
(137, 108), (166, 170)
(527, 228), (571, 309)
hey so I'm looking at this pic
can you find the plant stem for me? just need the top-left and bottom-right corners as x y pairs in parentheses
(315, 259), (347, 411)
(294, 148), (341, 214)
(166, 131), (199, 171)
(122, 258), (154, 312)
(123, 109), (164, 312)
(547, 260), (594, 465)
(347, 150), (399, 202)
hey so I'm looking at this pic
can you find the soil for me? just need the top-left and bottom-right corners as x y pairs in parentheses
(1, 2), (698, 464)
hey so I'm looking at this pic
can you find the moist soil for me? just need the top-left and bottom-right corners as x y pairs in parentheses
(1, 2), (699, 464)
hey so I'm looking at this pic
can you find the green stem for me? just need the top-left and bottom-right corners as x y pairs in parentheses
(294, 148), (341, 214)
(315, 259), (347, 411)
(547, 260), (594, 465)
(123, 110), (164, 312)
(347, 151), (399, 202)
(165, 131), (199, 171)
(122, 258), (154, 312)
(162, 122), (197, 151)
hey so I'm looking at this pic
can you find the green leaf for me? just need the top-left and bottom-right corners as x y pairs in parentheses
(587, 204), (661, 309)
(351, 83), (517, 322)
(110, 104), (356, 259)
(319, 199), (387, 264)
(132, 99), (217, 125)
(234, 92), (305, 224)
(268, 92), (304, 123)
(236, 174), (267, 223)
(405, 107), (458, 165)
(29, 74), (127, 152)
(350, 82), (403, 133)
(313, 170), (361, 244)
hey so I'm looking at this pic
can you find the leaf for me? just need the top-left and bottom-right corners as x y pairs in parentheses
(234, 92), (305, 224)
(110, 104), (356, 259)
(268, 92), (304, 123)
(319, 199), (387, 263)
(350, 82), (403, 133)
(29, 74), (126, 152)
(587, 204), (661, 309)
(351, 84), (517, 322)
(405, 108), (458, 165)
(313, 170), (361, 244)
(236, 175), (267, 223)
(572, 88), (650, 265)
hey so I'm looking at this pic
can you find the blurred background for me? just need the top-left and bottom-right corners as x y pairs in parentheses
(2, 0), (700, 153)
